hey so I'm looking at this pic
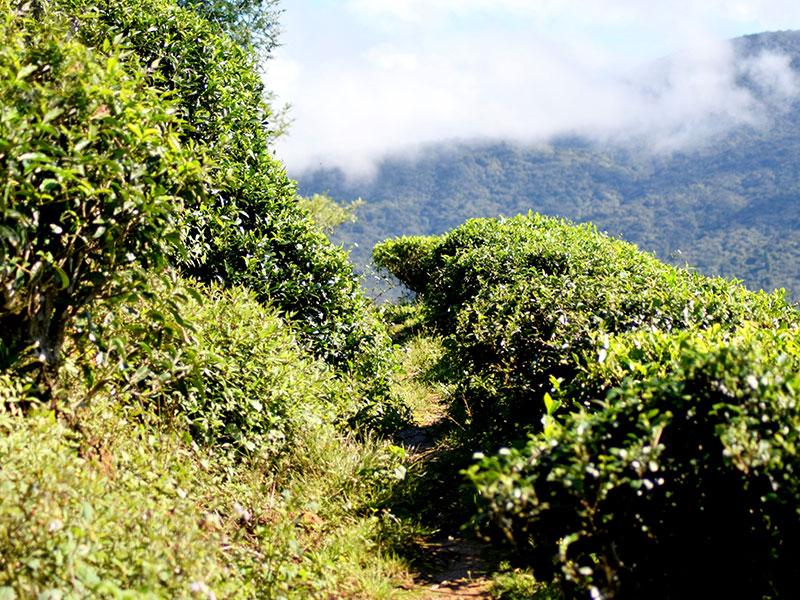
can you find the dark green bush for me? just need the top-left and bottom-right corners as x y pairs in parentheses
(467, 324), (800, 599)
(379, 212), (800, 597)
(57, 0), (398, 397)
(0, 0), (205, 398)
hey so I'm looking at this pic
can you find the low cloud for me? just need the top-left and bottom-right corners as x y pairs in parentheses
(267, 3), (800, 178)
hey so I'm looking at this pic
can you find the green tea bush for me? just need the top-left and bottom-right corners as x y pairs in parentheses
(1, 0), (400, 422)
(0, 0), (204, 396)
(375, 213), (796, 441)
(373, 235), (441, 294)
(68, 276), (396, 459)
(58, 0), (399, 397)
(467, 324), (800, 599)
(378, 212), (800, 597)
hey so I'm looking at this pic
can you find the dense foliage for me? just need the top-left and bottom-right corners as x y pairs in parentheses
(0, 0), (403, 421)
(0, 1), (418, 595)
(55, 0), (396, 392)
(0, 0), (206, 398)
(176, 0), (282, 53)
(375, 214), (795, 442)
(0, 374), (411, 599)
(467, 325), (800, 599)
(71, 277), (361, 459)
(376, 213), (800, 599)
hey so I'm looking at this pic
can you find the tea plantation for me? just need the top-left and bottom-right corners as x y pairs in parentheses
(2, 0), (799, 598)
(376, 214), (800, 599)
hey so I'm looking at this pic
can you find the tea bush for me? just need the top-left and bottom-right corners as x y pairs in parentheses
(58, 0), (398, 394)
(377, 212), (800, 599)
(372, 235), (441, 294)
(467, 324), (800, 599)
(375, 213), (795, 441)
(1, 0), (400, 419)
(69, 276), (363, 460)
(0, 0), (205, 396)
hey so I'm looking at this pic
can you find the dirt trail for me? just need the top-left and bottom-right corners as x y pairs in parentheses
(394, 425), (492, 600)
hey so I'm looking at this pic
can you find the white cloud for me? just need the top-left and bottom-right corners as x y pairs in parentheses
(346, 0), (800, 29)
(267, 0), (800, 177)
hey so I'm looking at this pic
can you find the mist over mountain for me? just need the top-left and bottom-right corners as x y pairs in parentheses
(294, 30), (800, 300)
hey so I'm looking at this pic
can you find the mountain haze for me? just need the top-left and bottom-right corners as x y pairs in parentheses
(295, 30), (800, 300)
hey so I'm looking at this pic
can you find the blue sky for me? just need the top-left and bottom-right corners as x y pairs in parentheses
(266, 0), (800, 175)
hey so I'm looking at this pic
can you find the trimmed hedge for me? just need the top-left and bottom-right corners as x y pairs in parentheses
(466, 324), (800, 599)
(376, 212), (800, 598)
(375, 213), (795, 441)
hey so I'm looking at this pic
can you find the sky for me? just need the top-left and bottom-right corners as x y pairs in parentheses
(265, 0), (800, 177)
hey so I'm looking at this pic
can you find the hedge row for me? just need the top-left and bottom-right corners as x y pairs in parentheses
(375, 213), (795, 442)
(1, 0), (402, 420)
(375, 213), (800, 599)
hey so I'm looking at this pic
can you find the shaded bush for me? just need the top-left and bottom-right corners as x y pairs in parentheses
(373, 234), (441, 294)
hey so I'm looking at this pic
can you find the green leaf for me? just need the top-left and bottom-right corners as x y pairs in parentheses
(17, 152), (48, 161)
(16, 64), (37, 81)
(543, 392), (556, 416)
(0, 225), (20, 248)
(130, 366), (150, 385)
(52, 263), (70, 290)
(42, 108), (63, 124)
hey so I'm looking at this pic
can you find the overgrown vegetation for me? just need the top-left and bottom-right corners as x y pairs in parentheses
(0, 390), (413, 598)
(0, 0), (413, 597)
(0, 0), (405, 421)
(376, 213), (800, 599)
(4, 0), (800, 597)
(0, 0), (206, 400)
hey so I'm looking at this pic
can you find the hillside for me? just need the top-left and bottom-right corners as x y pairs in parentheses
(296, 30), (800, 300)
(3, 4), (800, 599)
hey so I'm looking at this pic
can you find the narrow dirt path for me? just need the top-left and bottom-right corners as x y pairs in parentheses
(394, 423), (492, 600)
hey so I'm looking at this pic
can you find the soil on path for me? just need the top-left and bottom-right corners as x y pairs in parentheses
(394, 424), (492, 600)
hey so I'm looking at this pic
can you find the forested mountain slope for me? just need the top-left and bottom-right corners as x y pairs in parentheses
(297, 30), (800, 300)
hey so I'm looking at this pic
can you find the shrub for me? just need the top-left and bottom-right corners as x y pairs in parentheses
(59, 0), (399, 396)
(379, 212), (800, 597)
(467, 324), (800, 599)
(0, 0), (204, 399)
(375, 213), (796, 441)
(373, 235), (441, 294)
(65, 276), (406, 459)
